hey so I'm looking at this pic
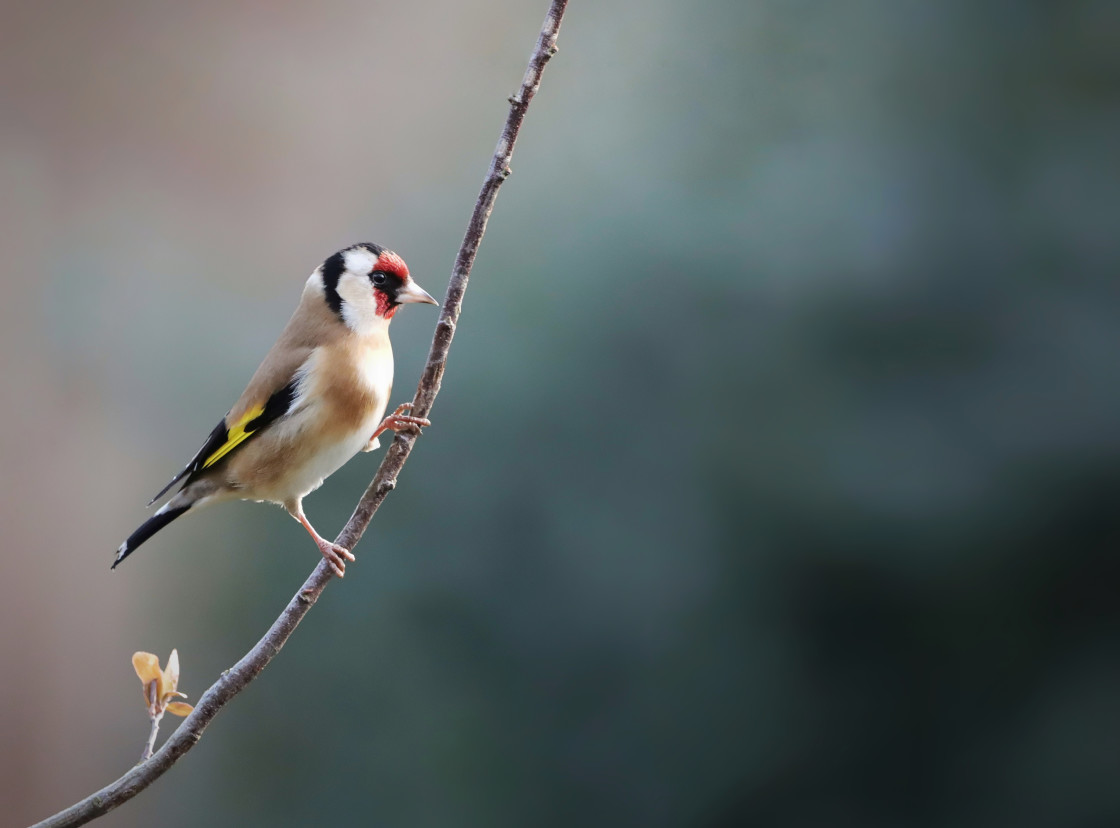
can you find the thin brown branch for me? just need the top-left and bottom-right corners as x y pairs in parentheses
(29, 3), (568, 826)
(140, 715), (161, 764)
(140, 681), (163, 762)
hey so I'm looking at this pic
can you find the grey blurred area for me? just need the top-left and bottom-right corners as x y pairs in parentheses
(2, 0), (1119, 826)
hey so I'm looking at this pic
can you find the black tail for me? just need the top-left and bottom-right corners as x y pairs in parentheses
(112, 505), (191, 569)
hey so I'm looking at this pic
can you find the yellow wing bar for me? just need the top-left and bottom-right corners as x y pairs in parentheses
(201, 403), (265, 469)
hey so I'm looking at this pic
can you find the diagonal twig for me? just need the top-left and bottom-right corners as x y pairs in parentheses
(30, 3), (568, 826)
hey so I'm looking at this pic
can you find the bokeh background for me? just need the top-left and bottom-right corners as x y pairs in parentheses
(3, 1), (1119, 826)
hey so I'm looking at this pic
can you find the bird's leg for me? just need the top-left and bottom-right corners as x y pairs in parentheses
(291, 507), (355, 578)
(365, 402), (432, 450)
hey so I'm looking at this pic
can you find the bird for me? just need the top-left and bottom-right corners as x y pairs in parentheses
(113, 242), (439, 577)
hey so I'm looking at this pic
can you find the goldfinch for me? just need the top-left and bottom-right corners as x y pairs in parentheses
(114, 242), (438, 577)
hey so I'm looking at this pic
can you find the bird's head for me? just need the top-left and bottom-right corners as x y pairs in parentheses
(318, 242), (438, 333)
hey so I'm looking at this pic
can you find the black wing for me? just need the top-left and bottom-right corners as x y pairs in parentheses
(147, 378), (299, 505)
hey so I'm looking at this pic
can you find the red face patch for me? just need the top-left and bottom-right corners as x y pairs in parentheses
(375, 250), (409, 279)
(374, 289), (399, 319)
(372, 250), (408, 318)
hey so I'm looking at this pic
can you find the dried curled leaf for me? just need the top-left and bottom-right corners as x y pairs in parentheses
(131, 649), (190, 716)
(165, 701), (194, 717)
(163, 649), (180, 693)
(132, 652), (162, 688)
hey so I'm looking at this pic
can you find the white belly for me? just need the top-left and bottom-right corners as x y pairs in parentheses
(283, 408), (385, 499)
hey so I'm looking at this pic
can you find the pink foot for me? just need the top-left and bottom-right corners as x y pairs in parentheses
(316, 538), (356, 578)
(369, 402), (432, 445)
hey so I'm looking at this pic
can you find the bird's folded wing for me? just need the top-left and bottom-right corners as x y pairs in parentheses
(146, 308), (330, 507)
(147, 377), (301, 506)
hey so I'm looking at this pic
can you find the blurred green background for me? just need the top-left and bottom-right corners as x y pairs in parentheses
(3, 1), (1119, 826)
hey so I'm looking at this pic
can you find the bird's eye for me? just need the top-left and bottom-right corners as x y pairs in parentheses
(371, 272), (387, 286)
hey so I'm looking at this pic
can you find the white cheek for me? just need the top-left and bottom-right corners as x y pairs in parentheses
(336, 273), (387, 335)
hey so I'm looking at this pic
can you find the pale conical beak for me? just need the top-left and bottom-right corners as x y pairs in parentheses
(397, 280), (439, 305)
